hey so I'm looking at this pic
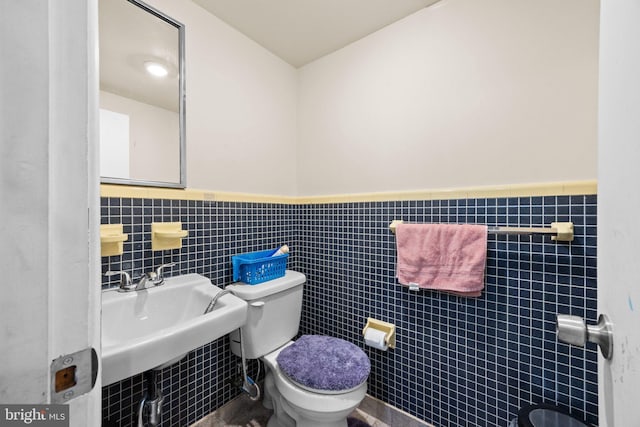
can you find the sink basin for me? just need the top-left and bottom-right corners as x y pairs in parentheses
(102, 273), (247, 385)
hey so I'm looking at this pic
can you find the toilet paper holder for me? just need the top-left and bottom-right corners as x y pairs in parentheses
(363, 318), (396, 349)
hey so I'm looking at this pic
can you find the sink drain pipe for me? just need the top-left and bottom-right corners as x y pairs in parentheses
(137, 369), (164, 426)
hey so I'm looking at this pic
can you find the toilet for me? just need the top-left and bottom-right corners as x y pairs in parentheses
(226, 270), (370, 427)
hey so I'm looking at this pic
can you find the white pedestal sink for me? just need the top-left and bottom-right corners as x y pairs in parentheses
(102, 273), (247, 386)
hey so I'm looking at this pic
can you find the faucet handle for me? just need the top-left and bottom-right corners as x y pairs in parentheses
(105, 270), (133, 290)
(155, 262), (175, 277)
(153, 262), (176, 286)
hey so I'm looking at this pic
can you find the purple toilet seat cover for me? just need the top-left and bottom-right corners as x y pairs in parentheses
(276, 335), (370, 392)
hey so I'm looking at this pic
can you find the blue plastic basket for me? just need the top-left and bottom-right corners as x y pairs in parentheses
(232, 249), (288, 285)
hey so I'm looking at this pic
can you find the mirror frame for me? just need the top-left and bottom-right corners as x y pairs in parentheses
(100, 0), (186, 189)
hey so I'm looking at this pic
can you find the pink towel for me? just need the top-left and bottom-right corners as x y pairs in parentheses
(396, 223), (488, 297)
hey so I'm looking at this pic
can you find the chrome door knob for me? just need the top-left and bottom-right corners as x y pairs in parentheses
(556, 314), (613, 360)
(556, 315), (588, 346)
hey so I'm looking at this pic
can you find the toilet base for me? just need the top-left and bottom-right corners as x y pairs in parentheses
(264, 372), (295, 427)
(263, 370), (351, 427)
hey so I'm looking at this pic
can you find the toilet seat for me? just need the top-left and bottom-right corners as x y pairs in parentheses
(262, 341), (368, 414)
(285, 374), (363, 395)
(276, 335), (370, 394)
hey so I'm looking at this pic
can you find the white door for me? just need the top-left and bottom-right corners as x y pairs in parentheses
(598, 1), (640, 426)
(0, 1), (101, 425)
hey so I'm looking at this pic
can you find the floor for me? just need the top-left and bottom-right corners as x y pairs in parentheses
(191, 393), (432, 427)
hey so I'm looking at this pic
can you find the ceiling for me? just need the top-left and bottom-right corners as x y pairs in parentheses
(193, 0), (441, 68)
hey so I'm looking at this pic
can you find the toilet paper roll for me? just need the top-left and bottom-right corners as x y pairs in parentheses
(364, 328), (388, 351)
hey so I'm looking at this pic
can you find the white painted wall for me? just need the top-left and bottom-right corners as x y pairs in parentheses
(143, 0), (299, 196)
(297, 0), (600, 196)
(100, 90), (180, 183)
(0, 0), (100, 424)
(109, 0), (598, 197)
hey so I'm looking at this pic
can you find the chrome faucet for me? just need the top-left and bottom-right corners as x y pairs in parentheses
(105, 270), (141, 292)
(138, 263), (176, 288)
(105, 263), (175, 292)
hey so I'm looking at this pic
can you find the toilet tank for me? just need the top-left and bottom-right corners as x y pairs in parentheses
(227, 270), (305, 359)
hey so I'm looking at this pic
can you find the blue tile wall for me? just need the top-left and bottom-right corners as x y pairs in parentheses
(297, 195), (598, 427)
(101, 194), (598, 427)
(100, 199), (298, 426)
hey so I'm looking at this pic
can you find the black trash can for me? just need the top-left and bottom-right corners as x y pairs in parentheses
(511, 403), (589, 427)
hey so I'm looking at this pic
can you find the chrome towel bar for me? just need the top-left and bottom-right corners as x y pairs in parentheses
(388, 220), (574, 242)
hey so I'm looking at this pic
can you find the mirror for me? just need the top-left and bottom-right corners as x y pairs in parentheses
(99, 0), (185, 188)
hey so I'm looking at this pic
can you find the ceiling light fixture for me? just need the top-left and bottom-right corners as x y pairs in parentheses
(144, 61), (169, 78)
